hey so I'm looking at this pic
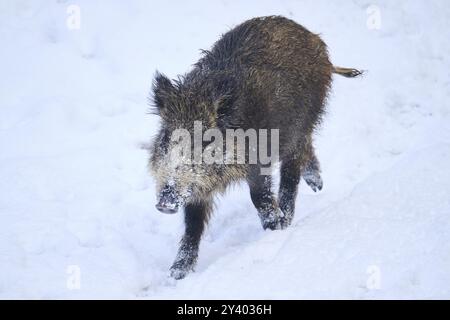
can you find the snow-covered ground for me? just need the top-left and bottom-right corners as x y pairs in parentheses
(1, 0), (449, 299)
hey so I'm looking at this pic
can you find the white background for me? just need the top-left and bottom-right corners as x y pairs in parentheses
(0, 0), (449, 298)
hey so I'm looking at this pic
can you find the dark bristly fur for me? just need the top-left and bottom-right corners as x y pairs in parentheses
(148, 16), (363, 280)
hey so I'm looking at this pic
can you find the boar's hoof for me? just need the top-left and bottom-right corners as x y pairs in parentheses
(261, 212), (284, 231)
(169, 266), (192, 280)
(303, 171), (323, 193)
(280, 216), (293, 229)
(263, 220), (282, 231)
(169, 259), (195, 280)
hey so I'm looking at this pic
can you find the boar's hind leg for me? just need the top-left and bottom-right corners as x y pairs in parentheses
(278, 146), (323, 228)
(278, 157), (302, 228)
(170, 200), (212, 280)
(247, 165), (283, 230)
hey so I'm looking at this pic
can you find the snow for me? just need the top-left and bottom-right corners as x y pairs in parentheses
(1, 0), (449, 299)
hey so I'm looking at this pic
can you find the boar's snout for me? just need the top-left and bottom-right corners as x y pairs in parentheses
(156, 202), (178, 214)
(155, 184), (179, 214)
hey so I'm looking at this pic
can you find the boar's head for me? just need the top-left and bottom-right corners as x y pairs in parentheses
(148, 72), (228, 214)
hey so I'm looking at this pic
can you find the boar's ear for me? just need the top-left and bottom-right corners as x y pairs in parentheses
(151, 71), (175, 116)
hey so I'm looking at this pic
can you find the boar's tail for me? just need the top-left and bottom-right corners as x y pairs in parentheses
(332, 66), (364, 78)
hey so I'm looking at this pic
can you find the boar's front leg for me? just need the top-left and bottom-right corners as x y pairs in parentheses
(170, 200), (212, 280)
(247, 165), (283, 230)
(278, 157), (302, 228)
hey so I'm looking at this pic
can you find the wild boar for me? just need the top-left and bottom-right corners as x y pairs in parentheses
(149, 16), (362, 279)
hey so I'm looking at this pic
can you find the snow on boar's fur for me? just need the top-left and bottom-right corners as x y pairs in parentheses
(148, 16), (362, 279)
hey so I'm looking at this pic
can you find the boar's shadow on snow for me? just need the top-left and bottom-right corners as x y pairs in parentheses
(148, 16), (363, 280)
